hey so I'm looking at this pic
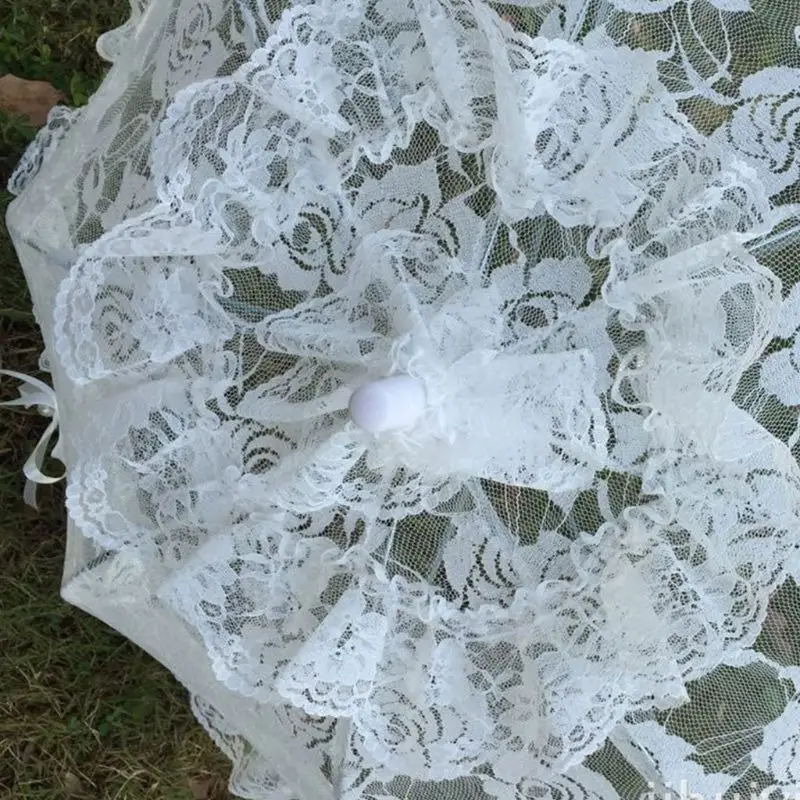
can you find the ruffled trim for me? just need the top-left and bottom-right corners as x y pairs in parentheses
(153, 417), (799, 781)
(95, 0), (153, 63)
(52, 0), (797, 788)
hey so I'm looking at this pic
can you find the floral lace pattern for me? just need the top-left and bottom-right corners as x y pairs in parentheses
(7, 106), (84, 197)
(8, 0), (800, 798)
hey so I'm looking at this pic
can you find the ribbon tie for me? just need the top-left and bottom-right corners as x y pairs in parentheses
(0, 369), (65, 509)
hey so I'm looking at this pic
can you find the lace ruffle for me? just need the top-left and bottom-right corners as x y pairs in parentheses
(17, 0), (800, 796)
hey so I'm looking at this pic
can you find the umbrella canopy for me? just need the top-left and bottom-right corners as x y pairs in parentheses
(6, 0), (800, 798)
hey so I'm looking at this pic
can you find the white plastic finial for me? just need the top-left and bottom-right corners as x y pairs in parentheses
(349, 374), (426, 434)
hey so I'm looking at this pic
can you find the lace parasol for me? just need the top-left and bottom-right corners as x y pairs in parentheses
(5, 0), (800, 798)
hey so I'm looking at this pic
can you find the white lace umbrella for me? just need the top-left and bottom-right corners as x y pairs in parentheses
(6, 0), (800, 798)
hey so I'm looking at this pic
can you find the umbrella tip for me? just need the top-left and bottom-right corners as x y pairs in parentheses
(349, 374), (426, 435)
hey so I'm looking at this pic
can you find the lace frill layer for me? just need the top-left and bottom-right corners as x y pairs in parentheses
(11, 0), (800, 797)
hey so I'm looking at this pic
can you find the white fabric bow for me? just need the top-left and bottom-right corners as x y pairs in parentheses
(0, 369), (65, 508)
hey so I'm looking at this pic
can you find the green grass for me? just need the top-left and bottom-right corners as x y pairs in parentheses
(1, 2), (234, 797)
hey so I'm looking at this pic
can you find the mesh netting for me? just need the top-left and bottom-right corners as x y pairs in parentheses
(6, 0), (800, 798)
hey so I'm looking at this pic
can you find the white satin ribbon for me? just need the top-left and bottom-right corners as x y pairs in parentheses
(0, 369), (65, 509)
